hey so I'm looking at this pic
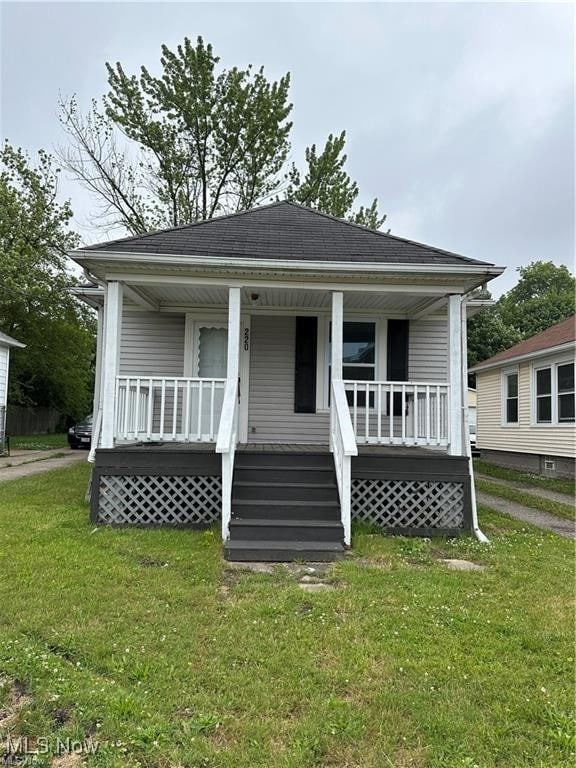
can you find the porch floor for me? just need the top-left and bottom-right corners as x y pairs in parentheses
(109, 442), (441, 457)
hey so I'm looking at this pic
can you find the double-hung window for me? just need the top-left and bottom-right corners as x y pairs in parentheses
(328, 321), (376, 407)
(503, 370), (519, 424)
(534, 360), (575, 425)
(557, 363), (575, 423)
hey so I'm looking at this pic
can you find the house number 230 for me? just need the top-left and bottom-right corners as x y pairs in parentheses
(243, 328), (250, 351)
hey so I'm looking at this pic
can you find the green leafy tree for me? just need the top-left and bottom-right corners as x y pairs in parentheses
(497, 261), (575, 339)
(0, 142), (95, 421)
(467, 262), (575, 369)
(285, 131), (386, 229)
(59, 36), (385, 233)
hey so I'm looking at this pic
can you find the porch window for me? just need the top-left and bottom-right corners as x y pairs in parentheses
(196, 326), (227, 378)
(503, 371), (519, 424)
(328, 321), (376, 407)
(342, 322), (376, 382)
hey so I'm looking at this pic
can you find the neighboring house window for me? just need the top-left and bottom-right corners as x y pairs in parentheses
(534, 361), (575, 425)
(536, 367), (552, 423)
(504, 371), (519, 424)
(557, 363), (575, 423)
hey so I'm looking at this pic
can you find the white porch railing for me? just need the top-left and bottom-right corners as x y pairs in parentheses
(216, 377), (240, 541)
(330, 379), (358, 546)
(115, 376), (226, 443)
(343, 380), (450, 447)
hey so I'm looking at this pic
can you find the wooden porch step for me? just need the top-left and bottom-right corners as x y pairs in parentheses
(224, 539), (345, 563)
(235, 467), (335, 483)
(231, 498), (341, 520)
(233, 482), (338, 503)
(229, 517), (344, 542)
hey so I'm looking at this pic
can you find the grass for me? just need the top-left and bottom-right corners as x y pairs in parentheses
(9, 433), (68, 451)
(0, 464), (574, 768)
(476, 478), (576, 523)
(474, 459), (575, 497)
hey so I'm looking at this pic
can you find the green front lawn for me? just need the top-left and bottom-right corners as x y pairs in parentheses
(0, 464), (573, 767)
(474, 459), (575, 497)
(9, 432), (68, 451)
(475, 478), (576, 523)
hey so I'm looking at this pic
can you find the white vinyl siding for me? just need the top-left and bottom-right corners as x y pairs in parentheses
(248, 315), (330, 443)
(119, 310), (185, 377)
(476, 354), (576, 458)
(408, 312), (448, 382)
(0, 346), (9, 408)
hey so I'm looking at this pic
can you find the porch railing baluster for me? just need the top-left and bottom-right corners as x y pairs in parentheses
(342, 379), (450, 449)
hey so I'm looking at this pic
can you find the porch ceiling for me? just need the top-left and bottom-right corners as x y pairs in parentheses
(125, 283), (445, 315)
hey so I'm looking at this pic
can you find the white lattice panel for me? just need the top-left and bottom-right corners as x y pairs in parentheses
(98, 475), (221, 525)
(351, 479), (464, 529)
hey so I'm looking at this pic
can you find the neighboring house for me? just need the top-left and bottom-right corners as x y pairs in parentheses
(0, 331), (26, 452)
(467, 388), (477, 448)
(471, 316), (576, 479)
(71, 201), (503, 561)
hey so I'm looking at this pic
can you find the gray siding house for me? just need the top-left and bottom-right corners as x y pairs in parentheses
(72, 202), (503, 560)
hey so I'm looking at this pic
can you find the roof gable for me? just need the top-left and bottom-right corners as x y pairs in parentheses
(79, 201), (494, 268)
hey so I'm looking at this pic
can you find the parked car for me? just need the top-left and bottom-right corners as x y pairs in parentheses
(68, 415), (93, 449)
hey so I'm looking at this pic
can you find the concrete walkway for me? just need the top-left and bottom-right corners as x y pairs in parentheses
(476, 491), (575, 539)
(0, 448), (75, 470)
(475, 473), (575, 507)
(0, 450), (87, 483)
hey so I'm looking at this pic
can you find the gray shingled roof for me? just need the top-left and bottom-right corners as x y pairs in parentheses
(81, 201), (493, 267)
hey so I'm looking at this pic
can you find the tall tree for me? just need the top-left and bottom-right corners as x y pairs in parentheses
(497, 261), (575, 339)
(285, 131), (386, 229)
(0, 142), (95, 421)
(59, 36), (385, 234)
(467, 261), (575, 369)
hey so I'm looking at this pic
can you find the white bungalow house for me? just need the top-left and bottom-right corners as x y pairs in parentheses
(471, 315), (575, 479)
(0, 331), (26, 453)
(72, 202), (504, 561)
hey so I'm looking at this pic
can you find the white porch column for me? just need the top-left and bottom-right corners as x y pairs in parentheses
(220, 287), (242, 542)
(101, 282), (123, 449)
(226, 287), (241, 381)
(331, 291), (344, 380)
(92, 305), (104, 423)
(448, 293), (464, 456)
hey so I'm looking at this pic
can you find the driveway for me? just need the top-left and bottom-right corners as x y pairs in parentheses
(0, 449), (87, 483)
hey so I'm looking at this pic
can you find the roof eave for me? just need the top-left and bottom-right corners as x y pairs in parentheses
(70, 249), (504, 277)
(470, 341), (576, 373)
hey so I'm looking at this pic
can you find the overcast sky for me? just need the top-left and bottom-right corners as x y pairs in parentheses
(1, 1), (573, 295)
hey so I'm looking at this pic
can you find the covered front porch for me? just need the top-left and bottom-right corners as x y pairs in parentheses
(90, 277), (471, 549)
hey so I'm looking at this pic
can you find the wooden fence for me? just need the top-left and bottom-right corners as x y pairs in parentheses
(6, 405), (63, 435)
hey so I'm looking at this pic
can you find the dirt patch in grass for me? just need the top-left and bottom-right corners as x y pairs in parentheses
(51, 754), (84, 767)
(137, 556), (169, 568)
(0, 678), (33, 729)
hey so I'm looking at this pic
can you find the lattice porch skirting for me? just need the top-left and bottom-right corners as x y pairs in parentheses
(351, 478), (468, 534)
(96, 474), (221, 526)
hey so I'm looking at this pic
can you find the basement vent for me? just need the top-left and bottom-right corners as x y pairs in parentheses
(543, 458), (556, 473)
